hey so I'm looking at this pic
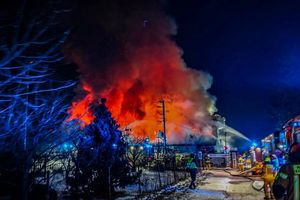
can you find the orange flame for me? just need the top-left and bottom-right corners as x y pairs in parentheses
(67, 62), (215, 143)
(67, 85), (95, 126)
(66, 1), (216, 143)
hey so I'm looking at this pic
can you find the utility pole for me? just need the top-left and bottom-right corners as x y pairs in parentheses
(162, 99), (166, 148)
(158, 99), (167, 150)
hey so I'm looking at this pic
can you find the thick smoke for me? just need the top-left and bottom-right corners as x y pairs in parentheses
(66, 0), (217, 143)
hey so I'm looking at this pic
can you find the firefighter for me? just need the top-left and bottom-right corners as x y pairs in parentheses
(238, 156), (245, 172)
(262, 155), (276, 199)
(204, 155), (212, 170)
(197, 151), (203, 173)
(252, 161), (264, 175)
(245, 157), (252, 169)
(255, 162), (264, 175)
(186, 154), (198, 189)
(273, 143), (300, 200)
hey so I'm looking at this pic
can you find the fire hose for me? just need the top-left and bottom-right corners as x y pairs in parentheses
(238, 167), (258, 175)
(222, 169), (264, 192)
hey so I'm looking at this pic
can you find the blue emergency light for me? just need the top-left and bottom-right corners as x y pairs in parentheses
(291, 122), (300, 127)
(252, 142), (258, 147)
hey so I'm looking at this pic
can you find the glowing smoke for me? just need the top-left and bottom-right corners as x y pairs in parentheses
(66, 0), (217, 143)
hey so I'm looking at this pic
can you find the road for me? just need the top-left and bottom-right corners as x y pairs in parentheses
(154, 169), (265, 200)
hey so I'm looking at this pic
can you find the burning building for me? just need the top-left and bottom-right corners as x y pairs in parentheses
(66, 0), (217, 143)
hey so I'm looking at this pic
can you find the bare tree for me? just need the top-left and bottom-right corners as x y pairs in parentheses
(126, 137), (146, 172)
(0, 0), (76, 199)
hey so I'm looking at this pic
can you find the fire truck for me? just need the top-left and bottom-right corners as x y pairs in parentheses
(283, 115), (300, 146)
(261, 115), (300, 166)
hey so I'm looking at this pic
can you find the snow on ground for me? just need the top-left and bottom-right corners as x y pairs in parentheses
(158, 169), (264, 200)
(115, 170), (188, 196)
(117, 169), (265, 200)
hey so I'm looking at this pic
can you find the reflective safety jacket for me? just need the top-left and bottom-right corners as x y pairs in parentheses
(262, 163), (275, 181)
(254, 162), (263, 174)
(186, 158), (198, 169)
(205, 157), (211, 164)
(273, 163), (300, 200)
(238, 157), (244, 163)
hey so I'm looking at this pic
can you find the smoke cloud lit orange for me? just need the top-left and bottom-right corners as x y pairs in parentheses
(66, 0), (217, 143)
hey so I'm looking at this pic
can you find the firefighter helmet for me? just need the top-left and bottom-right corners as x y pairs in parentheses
(264, 156), (271, 163)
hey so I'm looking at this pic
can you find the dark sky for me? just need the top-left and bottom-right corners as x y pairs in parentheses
(168, 0), (300, 140)
(10, 0), (298, 141)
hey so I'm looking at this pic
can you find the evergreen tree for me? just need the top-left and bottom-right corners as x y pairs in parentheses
(75, 98), (137, 198)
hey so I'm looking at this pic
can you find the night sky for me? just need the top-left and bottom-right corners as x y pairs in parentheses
(5, 0), (299, 141)
(168, 0), (300, 140)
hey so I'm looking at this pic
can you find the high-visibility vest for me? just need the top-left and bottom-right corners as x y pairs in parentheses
(187, 159), (197, 169)
(263, 164), (275, 180)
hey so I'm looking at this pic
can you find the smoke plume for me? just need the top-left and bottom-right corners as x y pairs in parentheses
(66, 0), (217, 143)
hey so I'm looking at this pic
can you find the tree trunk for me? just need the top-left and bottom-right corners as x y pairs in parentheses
(108, 166), (111, 200)
(21, 153), (32, 200)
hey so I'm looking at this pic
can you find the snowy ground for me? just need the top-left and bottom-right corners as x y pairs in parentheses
(115, 170), (189, 196)
(117, 169), (265, 200)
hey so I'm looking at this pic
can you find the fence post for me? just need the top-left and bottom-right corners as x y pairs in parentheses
(108, 166), (111, 200)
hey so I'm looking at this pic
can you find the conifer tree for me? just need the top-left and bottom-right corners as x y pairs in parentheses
(75, 98), (137, 197)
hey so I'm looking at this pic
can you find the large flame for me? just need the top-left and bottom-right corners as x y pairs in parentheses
(66, 0), (217, 143)
(67, 95), (94, 125)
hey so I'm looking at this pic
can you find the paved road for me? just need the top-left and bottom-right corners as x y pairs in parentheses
(158, 169), (265, 200)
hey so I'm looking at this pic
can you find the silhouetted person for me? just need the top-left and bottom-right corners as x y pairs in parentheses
(186, 154), (198, 189)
